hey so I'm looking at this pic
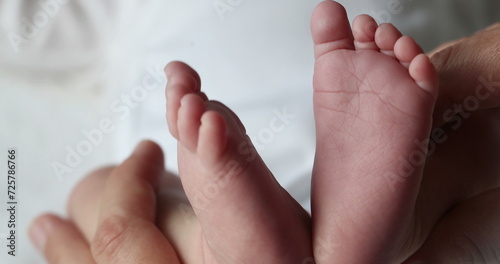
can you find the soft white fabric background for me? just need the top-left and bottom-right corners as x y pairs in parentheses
(0, 0), (498, 263)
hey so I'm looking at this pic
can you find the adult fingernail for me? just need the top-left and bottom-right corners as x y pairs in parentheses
(29, 216), (56, 251)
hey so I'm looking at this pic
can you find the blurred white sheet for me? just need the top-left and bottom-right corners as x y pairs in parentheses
(0, 0), (498, 263)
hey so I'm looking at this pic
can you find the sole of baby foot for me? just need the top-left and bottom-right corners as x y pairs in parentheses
(310, 1), (438, 263)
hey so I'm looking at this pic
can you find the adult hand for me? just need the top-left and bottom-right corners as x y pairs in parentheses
(63, 147), (204, 263)
(29, 140), (182, 264)
(403, 23), (500, 263)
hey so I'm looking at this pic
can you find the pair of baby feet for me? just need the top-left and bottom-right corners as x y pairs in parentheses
(165, 1), (438, 263)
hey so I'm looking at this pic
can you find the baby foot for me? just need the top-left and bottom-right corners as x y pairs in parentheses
(165, 62), (312, 264)
(310, 1), (438, 263)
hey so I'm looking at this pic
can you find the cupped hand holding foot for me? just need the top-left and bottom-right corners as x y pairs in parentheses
(404, 15), (500, 264)
(29, 141), (182, 264)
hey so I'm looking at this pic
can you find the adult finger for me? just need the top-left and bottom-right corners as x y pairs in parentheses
(91, 140), (180, 264)
(68, 166), (113, 242)
(404, 188), (500, 263)
(68, 165), (198, 262)
(29, 214), (95, 264)
(67, 163), (201, 262)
